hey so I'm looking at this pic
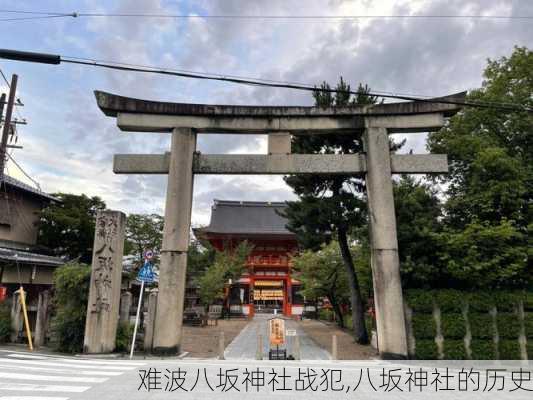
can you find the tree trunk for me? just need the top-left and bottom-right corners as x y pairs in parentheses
(328, 291), (345, 328)
(337, 226), (369, 344)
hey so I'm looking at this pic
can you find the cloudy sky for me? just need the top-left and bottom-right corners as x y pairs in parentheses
(1, 0), (531, 226)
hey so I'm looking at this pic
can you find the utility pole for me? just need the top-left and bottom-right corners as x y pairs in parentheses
(0, 74), (17, 180)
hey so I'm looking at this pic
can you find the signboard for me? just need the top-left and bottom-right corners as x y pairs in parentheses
(144, 250), (154, 260)
(269, 318), (285, 346)
(286, 329), (297, 337)
(0, 286), (6, 302)
(137, 260), (155, 283)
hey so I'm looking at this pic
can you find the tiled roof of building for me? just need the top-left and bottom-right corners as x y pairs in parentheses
(0, 175), (58, 202)
(0, 246), (64, 267)
(197, 200), (294, 236)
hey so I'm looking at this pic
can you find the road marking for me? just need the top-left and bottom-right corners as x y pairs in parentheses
(0, 397), (68, 400)
(0, 382), (89, 392)
(0, 372), (107, 383)
(0, 358), (136, 370)
(6, 353), (145, 366)
(0, 363), (123, 376)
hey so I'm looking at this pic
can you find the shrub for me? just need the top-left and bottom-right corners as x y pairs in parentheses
(496, 313), (522, 339)
(499, 340), (521, 360)
(50, 262), (91, 353)
(443, 340), (467, 360)
(318, 308), (334, 322)
(0, 301), (11, 343)
(412, 314), (435, 339)
(115, 322), (133, 353)
(415, 339), (438, 359)
(470, 340), (496, 360)
(524, 312), (533, 338)
(441, 313), (467, 339)
(434, 290), (466, 313)
(469, 314), (494, 339)
(405, 290), (434, 313)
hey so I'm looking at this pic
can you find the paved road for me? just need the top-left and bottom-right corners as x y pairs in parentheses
(0, 348), (527, 399)
(224, 314), (331, 360)
(0, 348), (145, 400)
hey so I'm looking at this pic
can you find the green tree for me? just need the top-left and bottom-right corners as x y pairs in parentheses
(37, 194), (106, 263)
(49, 262), (91, 353)
(124, 213), (164, 265)
(292, 241), (351, 327)
(187, 238), (216, 284)
(283, 78), (386, 344)
(198, 241), (252, 310)
(393, 176), (445, 288)
(428, 46), (532, 289)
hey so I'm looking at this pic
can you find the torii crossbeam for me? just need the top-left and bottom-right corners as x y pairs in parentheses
(94, 90), (465, 359)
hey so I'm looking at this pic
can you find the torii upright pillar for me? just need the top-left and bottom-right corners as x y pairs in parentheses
(152, 128), (196, 355)
(364, 126), (407, 358)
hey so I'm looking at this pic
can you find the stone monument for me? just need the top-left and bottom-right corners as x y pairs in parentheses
(83, 210), (126, 353)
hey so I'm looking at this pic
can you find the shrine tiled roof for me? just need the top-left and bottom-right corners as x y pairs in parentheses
(197, 200), (294, 236)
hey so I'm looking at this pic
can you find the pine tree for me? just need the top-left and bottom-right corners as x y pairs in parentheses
(283, 78), (386, 344)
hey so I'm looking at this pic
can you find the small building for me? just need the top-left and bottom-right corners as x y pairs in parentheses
(0, 175), (63, 335)
(195, 200), (303, 318)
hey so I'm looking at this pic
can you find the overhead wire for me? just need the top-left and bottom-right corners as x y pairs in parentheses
(58, 56), (532, 112)
(1, 10), (532, 21)
(6, 153), (41, 190)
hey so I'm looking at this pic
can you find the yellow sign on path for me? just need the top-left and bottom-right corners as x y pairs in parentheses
(269, 318), (285, 346)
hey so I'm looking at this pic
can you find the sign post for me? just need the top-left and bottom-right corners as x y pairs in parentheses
(268, 318), (286, 360)
(129, 251), (155, 359)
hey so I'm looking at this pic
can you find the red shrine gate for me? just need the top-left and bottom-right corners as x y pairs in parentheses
(195, 200), (303, 317)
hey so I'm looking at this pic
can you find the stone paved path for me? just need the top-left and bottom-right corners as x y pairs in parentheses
(224, 314), (331, 360)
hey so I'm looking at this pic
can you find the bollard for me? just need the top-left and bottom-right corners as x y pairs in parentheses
(218, 331), (225, 360)
(332, 334), (338, 360)
(256, 334), (263, 360)
(294, 335), (301, 360)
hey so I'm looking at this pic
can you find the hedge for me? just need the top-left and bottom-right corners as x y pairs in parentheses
(496, 313), (522, 339)
(415, 339), (438, 359)
(470, 340), (496, 360)
(406, 289), (531, 360)
(412, 314), (435, 339)
(468, 314), (494, 339)
(441, 313), (467, 339)
(443, 340), (467, 360)
(499, 340), (522, 360)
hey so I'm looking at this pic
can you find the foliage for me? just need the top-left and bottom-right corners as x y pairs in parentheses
(124, 214), (164, 267)
(115, 322), (133, 353)
(198, 241), (253, 308)
(187, 238), (217, 285)
(428, 47), (532, 290)
(282, 77), (384, 343)
(37, 193), (106, 263)
(0, 301), (11, 343)
(407, 289), (530, 359)
(50, 262), (91, 353)
(292, 241), (351, 327)
(393, 176), (445, 288)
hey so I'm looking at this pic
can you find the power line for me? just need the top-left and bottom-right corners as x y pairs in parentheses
(6, 153), (41, 190)
(0, 48), (530, 112)
(59, 56), (532, 112)
(1, 10), (532, 22)
(0, 15), (73, 22)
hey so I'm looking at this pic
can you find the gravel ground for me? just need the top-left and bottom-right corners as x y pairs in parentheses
(298, 318), (378, 360)
(181, 319), (249, 358)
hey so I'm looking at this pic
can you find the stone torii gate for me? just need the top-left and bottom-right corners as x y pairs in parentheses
(94, 90), (464, 359)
